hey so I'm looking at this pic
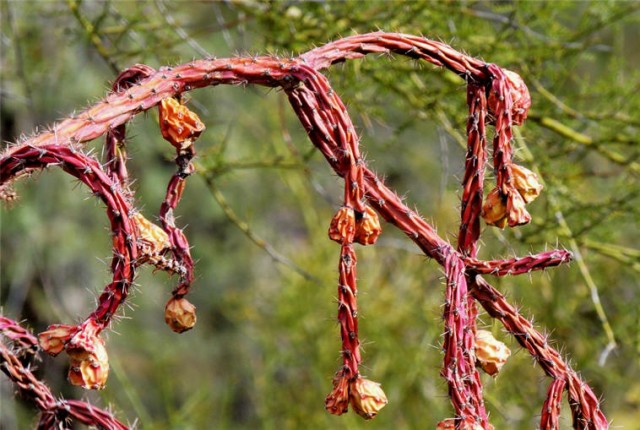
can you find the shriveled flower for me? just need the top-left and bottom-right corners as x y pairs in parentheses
(328, 207), (356, 244)
(65, 321), (109, 390)
(475, 330), (511, 376)
(38, 324), (77, 356)
(511, 164), (543, 203)
(349, 377), (388, 420)
(67, 337), (109, 390)
(325, 371), (350, 415)
(506, 191), (531, 227)
(158, 97), (205, 150)
(481, 188), (508, 229)
(132, 212), (170, 256)
(354, 206), (382, 245)
(165, 296), (197, 333)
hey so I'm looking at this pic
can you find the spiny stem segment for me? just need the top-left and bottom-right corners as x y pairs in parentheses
(1, 32), (607, 428)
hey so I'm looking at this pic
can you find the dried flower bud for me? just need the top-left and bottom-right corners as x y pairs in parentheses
(328, 207), (356, 244)
(481, 188), (508, 228)
(158, 97), (205, 150)
(475, 330), (511, 376)
(38, 324), (77, 356)
(67, 337), (109, 390)
(488, 69), (531, 126)
(132, 212), (170, 255)
(65, 322), (109, 390)
(506, 191), (531, 227)
(165, 297), (197, 333)
(512, 164), (543, 203)
(348, 377), (388, 420)
(325, 371), (350, 415)
(354, 206), (382, 245)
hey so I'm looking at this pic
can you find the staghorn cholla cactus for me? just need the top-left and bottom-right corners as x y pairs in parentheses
(0, 32), (608, 429)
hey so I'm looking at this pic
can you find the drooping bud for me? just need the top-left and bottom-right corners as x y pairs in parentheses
(325, 371), (350, 415)
(328, 207), (356, 244)
(475, 330), (511, 376)
(511, 164), (543, 203)
(165, 296), (197, 333)
(348, 377), (388, 420)
(481, 188), (508, 228)
(38, 324), (78, 356)
(65, 321), (109, 390)
(158, 97), (205, 150)
(354, 206), (382, 245)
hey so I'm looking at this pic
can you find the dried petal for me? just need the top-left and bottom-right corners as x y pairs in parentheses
(158, 98), (205, 150)
(506, 191), (531, 227)
(165, 297), (197, 333)
(354, 206), (382, 245)
(328, 207), (356, 244)
(481, 188), (508, 228)
(325, 371), (350, 415)
(475, 330), (511, 376)
(349, 377), (388, 420)
(132, 212), (170, 255)
(38, 324), (78, 356)
(512, 164), (543, 203)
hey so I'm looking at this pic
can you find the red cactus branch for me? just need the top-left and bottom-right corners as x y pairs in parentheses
(1, 318), (129, 429)
(541, 378), (566, 430)
(1, 32), (608, 428)
(442, 252), (488, 427)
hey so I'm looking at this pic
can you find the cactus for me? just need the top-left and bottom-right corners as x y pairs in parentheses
(1, 32), (608, 429)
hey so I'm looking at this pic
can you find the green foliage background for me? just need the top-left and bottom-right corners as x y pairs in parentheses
(1, 1), (639, 428)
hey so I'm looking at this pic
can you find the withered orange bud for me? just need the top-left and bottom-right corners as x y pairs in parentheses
(511, 164), (543, 203)
(354, 206), (382, 245)
(38, 324), (77, 356)
(506, 191), (531, 227)
(475, 330), (511, 376)
(66, 336), (109, 390)
(325, 371), (350, 415)
(348, 377), (388, 420)
(481, 188), (508, 229)
(158, 97), (205, 150)
(328, 207), (356, 244)
(132, 212), (170, 256)
(165, 297), (197, 333)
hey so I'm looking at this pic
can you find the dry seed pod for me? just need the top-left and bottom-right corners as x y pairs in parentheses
(165, 296), (197, 333)
(354, 206), (382, 245)
(436, 418), (489, 430)
(475, 330), (511, 376)
(65, 324), (110, 390)
(348, 377), (388, 420)
(158, 97), (205, 150)
(328, 207), (356, 244)
(506, 190), (531, 227)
